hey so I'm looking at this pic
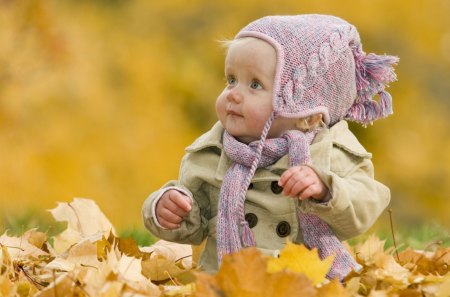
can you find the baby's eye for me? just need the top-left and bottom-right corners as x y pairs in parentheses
(227, 76), (237, 85)
(250, 80), (262, 90)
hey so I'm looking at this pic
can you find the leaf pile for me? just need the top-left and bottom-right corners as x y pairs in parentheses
(0, 198), (192, 296)
(1, 198), (450, 297)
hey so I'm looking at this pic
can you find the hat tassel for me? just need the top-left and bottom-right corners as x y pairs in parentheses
(348, 47), (399, 124)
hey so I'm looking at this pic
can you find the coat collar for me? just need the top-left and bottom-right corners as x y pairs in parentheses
(185, 120), (371, 182)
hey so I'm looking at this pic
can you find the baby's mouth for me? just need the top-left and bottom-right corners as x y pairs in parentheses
(226, 109), (243, 117)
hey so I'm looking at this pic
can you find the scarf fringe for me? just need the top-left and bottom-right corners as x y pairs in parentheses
(241, 221), (255, 247)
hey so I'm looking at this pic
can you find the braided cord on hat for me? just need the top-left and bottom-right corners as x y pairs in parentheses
(239, 113), (275, 247)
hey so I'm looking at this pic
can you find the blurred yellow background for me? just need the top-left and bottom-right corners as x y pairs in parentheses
(1, 0), (449, 232)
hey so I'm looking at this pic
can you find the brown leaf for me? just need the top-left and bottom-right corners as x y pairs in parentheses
(263, 270), (316, 297)
(216, 248), (268, 296)
(23, 229), (47, 250)
(433, 248), (450, 276)
(194, 272), (222, 297)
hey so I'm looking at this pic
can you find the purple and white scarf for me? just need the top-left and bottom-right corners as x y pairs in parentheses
(216, 129), (359, 280)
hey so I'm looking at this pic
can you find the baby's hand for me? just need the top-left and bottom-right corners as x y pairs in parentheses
(278, 166), (329, 201)
(156, 189), (192, 229)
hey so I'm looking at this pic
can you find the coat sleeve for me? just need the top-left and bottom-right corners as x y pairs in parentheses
(299, 148), (390, 241)
(142, 153), (211, 245)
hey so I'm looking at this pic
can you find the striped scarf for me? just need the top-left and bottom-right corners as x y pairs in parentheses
(217, 129), (359, 280)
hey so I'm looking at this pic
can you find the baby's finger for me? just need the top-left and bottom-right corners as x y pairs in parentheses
(157, 207), (184, 224)
(298, 184), (320, 200)
(170, 191), (192, 212)
(279, 167), (298, 186)
(163, 198), (190, 217)
(289, 178), (313, 198)
(158, 216), (181, 229)
(281, 173), (300, 196)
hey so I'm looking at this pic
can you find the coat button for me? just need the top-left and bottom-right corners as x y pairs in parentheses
(245, 213), (258, 228)
(276, 221), (291, 237)
(271, 181), (283, 194)
(248, 183), (254, 190)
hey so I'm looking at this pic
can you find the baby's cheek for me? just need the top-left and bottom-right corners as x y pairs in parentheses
(215, 96), (227, 121)
(247, 110), (271, 132)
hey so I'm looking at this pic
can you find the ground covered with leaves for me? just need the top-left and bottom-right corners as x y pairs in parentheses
(1, 198), (449, 296)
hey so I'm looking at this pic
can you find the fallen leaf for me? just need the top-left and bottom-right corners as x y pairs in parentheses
(34, 275), (75, 297)
(355, 235), (386, 266)
(49, 198), (116, 254)
(163, 283), (195, 296)
(267, 241), (334, 285)
(433, 248), (450, 276)
(317, 279), (350, 297)
(373, 254), (410, 287)
(194, 272), (222, 297)
(23, 229), (47, 250)
(141, 240), (192, 281)
(0, 232), (48, 259)
(217, 248), (268, 296)
(66, 237), (102, 269)
(262, 270), (316, 297)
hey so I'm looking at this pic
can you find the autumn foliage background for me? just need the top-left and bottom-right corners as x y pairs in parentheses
(1, 0), (450, 237)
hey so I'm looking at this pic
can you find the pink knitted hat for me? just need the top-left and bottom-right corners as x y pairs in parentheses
(235, 14), (399, 125)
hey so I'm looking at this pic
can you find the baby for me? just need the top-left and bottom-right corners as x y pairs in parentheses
(142, 14), (398, 280)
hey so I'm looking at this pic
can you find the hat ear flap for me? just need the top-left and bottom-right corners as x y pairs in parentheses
(347, 46), (399, 125)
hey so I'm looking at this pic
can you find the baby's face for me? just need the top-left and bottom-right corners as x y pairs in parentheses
(216, 37), (296, 144)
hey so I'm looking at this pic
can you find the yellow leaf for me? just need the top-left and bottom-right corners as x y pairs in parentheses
(163, 283), (195, 296)
(66, 238), (102, 269)
(267, 242), (334, 285)
(34, 275), (75, 297)
(373, 254), (411, 287)
(317, 279), (350, 297)
(141, 240), (192, 282)
(194, 247), (316, 297)
(216, 248), (268, 297)
(355, 234), (386, 266)
(194, 272), (222, 297)
(49, 198), (116, 254)
(0, 232), (48, 259)
(262, 270), (316, 297)
(23, 229), (47, 249)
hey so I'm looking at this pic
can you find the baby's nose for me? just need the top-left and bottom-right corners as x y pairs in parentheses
(227, 87), (243, 103)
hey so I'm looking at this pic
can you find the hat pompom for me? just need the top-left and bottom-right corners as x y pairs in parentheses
(347, 48), (399, 125)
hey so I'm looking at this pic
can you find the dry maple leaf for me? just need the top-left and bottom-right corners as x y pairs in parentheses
(49, 198), (116, 254)
(433, 248), (450, 276)
(194, 272), (221, 297)
(216, 248), (268, 297)
(141, 240), (193, 282)
(0, 232), (48, 259)
(262, 270), (316, 297)
(194, 247), (317, 297)
(317, 279), (350, 297)
(354, 234), (386, 266)
(267, 241), (334, 285)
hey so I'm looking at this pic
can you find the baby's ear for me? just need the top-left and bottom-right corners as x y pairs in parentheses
(295, 114), (323, 131)
(308, 114), (323, 127)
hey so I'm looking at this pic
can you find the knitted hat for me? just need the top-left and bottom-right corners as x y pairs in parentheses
(235, 14), (399, 126)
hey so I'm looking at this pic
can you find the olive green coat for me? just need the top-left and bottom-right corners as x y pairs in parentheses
(142, 120), (390, 272)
